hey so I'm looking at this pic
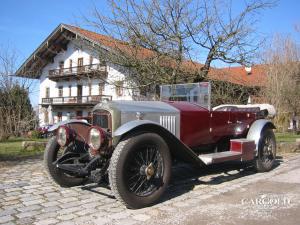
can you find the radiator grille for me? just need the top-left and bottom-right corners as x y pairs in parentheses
(92, 110), (111, 131)
(159, 115), (176, 135)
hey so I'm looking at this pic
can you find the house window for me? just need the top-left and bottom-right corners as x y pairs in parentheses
(57, 112), (62, 122)
(115, 81), (124, 96)
(59, 61), (64, 74)
(69, 85), (72, 96)
(45, 87), (50, 98)
(78, 58), (83, 73)
(69, 59), (73, 72)
(58, 86), (63, 97)
(99, 82), (105, 95)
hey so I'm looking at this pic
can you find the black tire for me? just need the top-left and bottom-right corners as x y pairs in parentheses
(255, 129), (276, 172)
(109, 133), (172, 209)
(44, 136), (85, 187)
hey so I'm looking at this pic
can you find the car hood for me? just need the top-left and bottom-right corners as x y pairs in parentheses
(93, 100), (180, 113)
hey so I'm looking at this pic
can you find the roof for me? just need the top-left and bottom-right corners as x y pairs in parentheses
(64, 24), (156, 59)
(209, 65), (267, 87)
(16, 23), (267, 87)
(16, 24), (76, 78)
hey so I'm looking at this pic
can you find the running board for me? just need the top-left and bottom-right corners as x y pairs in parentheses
(199, 151), (242, 165)
(198, 139), (255, 165)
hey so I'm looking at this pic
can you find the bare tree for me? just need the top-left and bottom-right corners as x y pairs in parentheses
(211, 80), (258, 106)
(261, 35), (300, 131)
(82, 0), (274, 90)
(0, 45), (36, 140)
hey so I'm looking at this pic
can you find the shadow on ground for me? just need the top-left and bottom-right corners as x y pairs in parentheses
(80, 157), (283, 205)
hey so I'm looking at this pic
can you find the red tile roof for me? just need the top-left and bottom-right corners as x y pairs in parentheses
(65, 24), (267, 87)
(17, 23), (267, 87)
(64, 24), (155, 59)
(209, 65), (267, 87)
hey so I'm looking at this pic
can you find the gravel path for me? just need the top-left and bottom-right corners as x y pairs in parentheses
(0, 153), (299, 225)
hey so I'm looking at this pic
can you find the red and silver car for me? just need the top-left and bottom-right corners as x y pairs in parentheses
(45, 82), (276, 208)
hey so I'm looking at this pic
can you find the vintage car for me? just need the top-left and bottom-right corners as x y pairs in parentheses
(45, 82), (276, 209)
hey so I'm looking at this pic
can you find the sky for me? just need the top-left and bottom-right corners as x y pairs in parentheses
(0, 0), (300, 107)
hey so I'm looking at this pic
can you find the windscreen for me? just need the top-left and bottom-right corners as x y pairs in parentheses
(160, 82), (211, 110)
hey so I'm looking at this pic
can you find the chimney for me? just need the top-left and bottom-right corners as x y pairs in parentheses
(245, 66), (252, 75)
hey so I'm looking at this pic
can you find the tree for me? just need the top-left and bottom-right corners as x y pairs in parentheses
(0, 45), (36, 140)
(210, 80), (258, 106)
(261, 35), (300, 131)
(82, 0), (274, 91)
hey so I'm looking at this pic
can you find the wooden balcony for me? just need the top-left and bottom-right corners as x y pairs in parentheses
(41, 95), (112, 106)
(48, 63), (107, 81)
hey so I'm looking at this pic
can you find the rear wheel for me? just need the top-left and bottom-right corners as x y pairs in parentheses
(109, 133), (171, 209)
(44, 136), (86, 187)
(255, 129), (276, 172)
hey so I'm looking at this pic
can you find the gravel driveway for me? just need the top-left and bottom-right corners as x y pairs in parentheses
(0, 153), (299, 225)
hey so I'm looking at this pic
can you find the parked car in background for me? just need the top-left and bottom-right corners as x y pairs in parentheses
(44, 82), (276, 209)
(37, 125), (53, 138)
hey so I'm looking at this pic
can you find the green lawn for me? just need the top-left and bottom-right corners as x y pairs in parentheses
(0, 137), (48, 161)
(0, 133), (298, 161)
(275, 132), (300, 143)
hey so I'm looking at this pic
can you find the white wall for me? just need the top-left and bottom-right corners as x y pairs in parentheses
(38, 41), (135, 126)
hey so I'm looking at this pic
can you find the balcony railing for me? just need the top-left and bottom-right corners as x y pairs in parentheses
(48, 63), (107, 80)
(41, 95), (112, 105)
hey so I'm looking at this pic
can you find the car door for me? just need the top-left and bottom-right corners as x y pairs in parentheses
(228, 110), (255, 137)
(210, 111), (231, 143)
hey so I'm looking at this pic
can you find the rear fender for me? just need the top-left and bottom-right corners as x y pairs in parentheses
(113, 120), (205, 166)
(246, 119), (276, 155)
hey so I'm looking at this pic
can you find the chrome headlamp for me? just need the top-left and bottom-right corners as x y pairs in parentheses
(57, 126), (70, 147)
(88, 126), (105, 151)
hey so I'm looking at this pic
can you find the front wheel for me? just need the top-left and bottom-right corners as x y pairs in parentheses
(254, 129), (276, 172)
(44, 136), (86, 187)
(109, 133), (172, 209)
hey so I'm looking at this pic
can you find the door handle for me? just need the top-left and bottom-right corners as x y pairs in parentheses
(227, 121), (233, 124)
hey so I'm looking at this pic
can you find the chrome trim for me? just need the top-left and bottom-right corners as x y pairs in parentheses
(160, 115), (176, 136)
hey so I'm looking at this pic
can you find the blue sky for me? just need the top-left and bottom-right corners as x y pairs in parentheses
(0, 0), (299, 106)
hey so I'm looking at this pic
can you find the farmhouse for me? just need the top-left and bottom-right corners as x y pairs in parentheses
(16, 24), (266, 126)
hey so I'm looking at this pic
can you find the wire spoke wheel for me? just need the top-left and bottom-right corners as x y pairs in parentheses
(255, 129), (276, 172)
(125, 145), (164, 197)
(262, 136), (275, 166)
(109, 133), (171, 209)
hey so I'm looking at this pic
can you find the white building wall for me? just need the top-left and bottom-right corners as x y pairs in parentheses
(38, 41), (135, 126)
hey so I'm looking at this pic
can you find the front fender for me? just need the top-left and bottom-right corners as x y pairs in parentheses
(48, 119), (91, 145)
(246, 119), (276, 153)
(48, 119), (91, 132)
(113, 120), (205, 166)
(113, 120), (161, 137)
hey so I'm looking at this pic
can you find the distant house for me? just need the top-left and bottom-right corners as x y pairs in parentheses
(17, 24), (266, 126)
(16, 24), (138, 126)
